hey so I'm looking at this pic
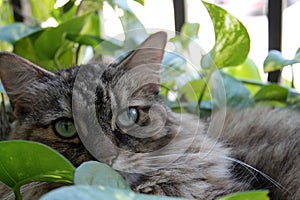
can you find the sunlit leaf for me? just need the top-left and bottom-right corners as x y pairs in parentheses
(263, 50), (300, 73)
(133, 0), (144, 6)
(28, 0), (56, 22)
(178, 79), (209, 102)
(0, 140), (75, 199)
(218, 190), (269, 200)
(201, 2), (250, 68)
(74, 161), (130, 190)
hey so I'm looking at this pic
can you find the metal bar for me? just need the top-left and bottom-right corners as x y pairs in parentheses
(173, 0), (185, 33)
(10, 0), (24, 22)
(267, 0), (283, 83)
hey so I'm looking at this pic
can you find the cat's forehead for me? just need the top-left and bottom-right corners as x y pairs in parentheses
(21, 67), (79, 124)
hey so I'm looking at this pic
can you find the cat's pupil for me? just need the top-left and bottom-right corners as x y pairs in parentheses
(116, 107), (139, 128)
(53, 118), (77, 138)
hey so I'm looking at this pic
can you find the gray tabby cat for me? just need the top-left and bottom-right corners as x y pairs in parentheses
(0, 32), (299, 200)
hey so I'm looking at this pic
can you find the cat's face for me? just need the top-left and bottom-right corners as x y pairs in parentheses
(0, 32), (170, 166)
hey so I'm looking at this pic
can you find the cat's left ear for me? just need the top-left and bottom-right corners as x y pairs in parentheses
(0, 52), (55, 114)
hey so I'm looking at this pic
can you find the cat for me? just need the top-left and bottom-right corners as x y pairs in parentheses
(0, 31), (299, 200)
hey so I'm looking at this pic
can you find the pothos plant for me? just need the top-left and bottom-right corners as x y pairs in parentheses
(0, 0), (298, 199)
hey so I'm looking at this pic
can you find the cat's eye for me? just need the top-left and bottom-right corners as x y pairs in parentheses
(116, 107), (139, 128)
(54, 118), (77, 138)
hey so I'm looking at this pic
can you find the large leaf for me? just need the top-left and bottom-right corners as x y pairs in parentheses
(263, 49), (300, 72)
(218, 190), (269, 200)
(41, 185), (187, 200)
(223, 58), (262, 94)
(74, 161), (130, 190)
(0, 23), (41, 43)
(13, 14), (94, 70)
(254, 84), (289, 107)
(0, 140), (75, 199)
(211, 71), (254, 109)
(201, 2), (250, 68)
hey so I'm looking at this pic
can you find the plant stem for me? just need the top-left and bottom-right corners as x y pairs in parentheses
(197, 68), (214, 115)
(291, 65), (295, 88)
(13, 186), (22, 200)
(238, 78), (267, 87)
(75, 44), (82, 65)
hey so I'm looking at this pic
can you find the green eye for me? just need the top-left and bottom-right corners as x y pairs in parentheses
(54, 118), (77, 138)
(116, 107), (139, 128)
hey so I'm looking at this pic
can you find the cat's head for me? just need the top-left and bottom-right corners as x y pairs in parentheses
(0, 32), (173, 167)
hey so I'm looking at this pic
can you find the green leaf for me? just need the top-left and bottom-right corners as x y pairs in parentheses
(94, 39), (123, 56)
(170, 23), (200, 49)
(13, 14), (93, 70)
(178, 79), (210, 102)
(181, 23), (200, 40)
(254, 84), (289, 103)
(287, 91), (300, 111)
(119, 10), (148, 51)
(28, 0), (56, 22)
(263, 50), (300, 73)
(41, 185), (187, 200)
(0, 23), (41, 43)
(218, 190), (269, 200)
(211, 71), (254, 109)
(201, 2), (250, 68)
(66, 33), (104, 47)
(223, 58), (262, 94)
(0, 140), (75, 199)
(74, 161), (130, 190)
(0, 0), (14, 26)
(113, 0), (148, 51)
(161, 51), (187, 83)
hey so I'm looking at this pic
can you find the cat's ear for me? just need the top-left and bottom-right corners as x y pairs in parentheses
(114, 32), (167, 95)
(0, 52), (55, 114)
(118, 31), (167, 72)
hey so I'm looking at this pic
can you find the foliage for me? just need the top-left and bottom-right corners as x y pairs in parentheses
(0, 140), (74, 200)
(218, 191), (269, 200)
(0, 0), (297, 199)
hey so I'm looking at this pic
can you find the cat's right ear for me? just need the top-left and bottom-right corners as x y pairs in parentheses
(113, 32), (167, 95)
(118, 31), (167, 71)
(0, 52), (55, 114)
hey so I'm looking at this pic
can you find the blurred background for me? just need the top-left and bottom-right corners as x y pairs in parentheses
(1, 0), (300, 87)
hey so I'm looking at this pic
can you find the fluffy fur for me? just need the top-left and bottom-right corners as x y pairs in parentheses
(0, 32), (299, 199)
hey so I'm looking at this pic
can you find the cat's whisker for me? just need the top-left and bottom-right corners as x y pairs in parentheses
(137, 151), (289, 195)
(221, 155), (290, 195)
